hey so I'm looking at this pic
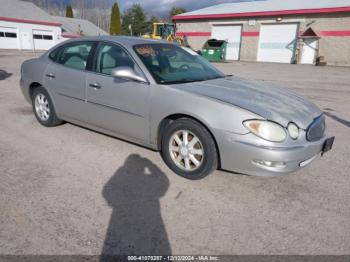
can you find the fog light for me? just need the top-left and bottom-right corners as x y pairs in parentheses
(253, 160), (286, 168)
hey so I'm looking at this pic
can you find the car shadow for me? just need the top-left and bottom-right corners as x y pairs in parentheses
(101, 154), (171, 260)
(324, 111), (350, 128)
(0, 69), (12, 80)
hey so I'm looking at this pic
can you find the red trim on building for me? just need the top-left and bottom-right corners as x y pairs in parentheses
(176, 31), (260, 37)
(61, 34), (81, 38)
(319, 30), (350, 36)
(0, 16), (61, 27)
(242, 31), (259, 37)
(176, 31), (211, 36)
(173, 6), (350, 20)
(177, 30), (350, 38)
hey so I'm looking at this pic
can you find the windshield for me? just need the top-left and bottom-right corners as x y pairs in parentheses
(133, 44), (225, 85)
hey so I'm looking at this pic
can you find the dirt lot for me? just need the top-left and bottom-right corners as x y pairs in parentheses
(0, 50), (350, 255)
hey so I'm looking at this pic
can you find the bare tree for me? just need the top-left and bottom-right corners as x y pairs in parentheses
(78, 0), (111, 32)
(21, 0), (111, 32)
(72, 0), (86, 19)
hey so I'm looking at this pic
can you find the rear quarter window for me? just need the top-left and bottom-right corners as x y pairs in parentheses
(49, 47), (61, 62)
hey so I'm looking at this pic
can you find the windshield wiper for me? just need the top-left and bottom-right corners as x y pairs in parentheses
(206, 75), (227, 80)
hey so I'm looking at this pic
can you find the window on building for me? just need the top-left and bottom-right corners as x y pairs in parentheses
(43, 35), (53, 40)
(33, 34), (53, 40)
(5, 32), (17, 38)
(33, 34), (43, 39)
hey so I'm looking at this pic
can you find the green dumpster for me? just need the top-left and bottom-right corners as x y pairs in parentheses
(201, 39), (227, 62)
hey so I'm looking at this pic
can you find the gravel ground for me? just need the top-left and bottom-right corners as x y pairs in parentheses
(0, 50), (349, 255)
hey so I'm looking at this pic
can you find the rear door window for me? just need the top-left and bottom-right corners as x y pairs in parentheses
(56, 42), (93, 70)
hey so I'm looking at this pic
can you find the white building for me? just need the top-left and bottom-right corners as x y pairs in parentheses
(0, 0), (107, 51)
(173, 0), (350, 66)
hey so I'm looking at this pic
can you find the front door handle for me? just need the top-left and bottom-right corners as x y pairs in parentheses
(45, 73), (55, 79)
(89, 83), (101, 90)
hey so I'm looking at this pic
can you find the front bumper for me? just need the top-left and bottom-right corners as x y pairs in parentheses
(215, 129), (332, 177)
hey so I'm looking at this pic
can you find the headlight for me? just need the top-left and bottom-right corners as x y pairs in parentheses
(243, 120), (287, 142)
(287, 122), (299, 140)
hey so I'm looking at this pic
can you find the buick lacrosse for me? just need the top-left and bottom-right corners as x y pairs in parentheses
(20, 36), (334, 179)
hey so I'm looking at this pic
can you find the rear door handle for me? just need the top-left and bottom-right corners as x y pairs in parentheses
(45, 73), (55, 79)
(89, 83), (102, 90)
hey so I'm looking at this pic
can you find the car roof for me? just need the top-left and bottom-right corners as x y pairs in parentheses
(66, 35), (175, 47)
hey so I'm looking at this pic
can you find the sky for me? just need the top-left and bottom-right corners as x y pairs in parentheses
(59, 0), (262, 17)
(120, 0), (261, 16)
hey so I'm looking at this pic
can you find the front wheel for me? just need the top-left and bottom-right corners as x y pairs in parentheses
(161, 118), (218, 180)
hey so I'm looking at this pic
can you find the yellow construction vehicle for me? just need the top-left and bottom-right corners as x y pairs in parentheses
(143, 23), (188, 46)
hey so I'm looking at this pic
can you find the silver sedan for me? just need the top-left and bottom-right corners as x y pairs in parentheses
(20, 36), (334, 179)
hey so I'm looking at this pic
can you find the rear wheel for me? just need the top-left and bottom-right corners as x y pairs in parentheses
(161, 118), (218, 180)
(32, 87), (63, 127)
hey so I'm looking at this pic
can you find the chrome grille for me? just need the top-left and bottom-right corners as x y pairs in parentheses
(306, 115), (326, 141)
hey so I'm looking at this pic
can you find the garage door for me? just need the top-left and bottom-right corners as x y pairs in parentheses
(0, 27), (19, 49)
(212, 25), (242, 60)
(257, 24), (298, 63)
(33, 30), (54, 50)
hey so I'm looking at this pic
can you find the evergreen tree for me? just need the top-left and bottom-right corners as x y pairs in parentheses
(110, 2), (122, 35)
(169, 7), (186, 18)
(121, 4), (147, 36)
(65, 5), (74, 18)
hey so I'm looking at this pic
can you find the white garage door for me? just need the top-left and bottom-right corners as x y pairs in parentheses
(0, 27), (19, 49)
(212, 25), (242, 60)
(33, 30), (54, 50)
(257, 24), (298, 63)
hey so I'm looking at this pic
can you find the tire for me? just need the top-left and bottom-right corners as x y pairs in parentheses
(161, 118), (218, 180)
(31, 86), (63, 127)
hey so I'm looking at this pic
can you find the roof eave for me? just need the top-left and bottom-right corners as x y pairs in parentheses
(0, 16), (61, 27)
(172, 6), (350, 21)
(61, 33), (81, 38)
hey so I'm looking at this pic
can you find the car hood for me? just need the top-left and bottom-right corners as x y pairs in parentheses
(170, 77), (321, 129)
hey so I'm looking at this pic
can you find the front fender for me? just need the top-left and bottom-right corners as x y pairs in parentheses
(149, 84), (263, 146)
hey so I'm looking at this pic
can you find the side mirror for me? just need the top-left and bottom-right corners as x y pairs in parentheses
(111, 67), (148, 83)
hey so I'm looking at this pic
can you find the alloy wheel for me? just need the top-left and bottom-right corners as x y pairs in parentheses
(168, 130), (204, 171)
(34, 93), (50, 121)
